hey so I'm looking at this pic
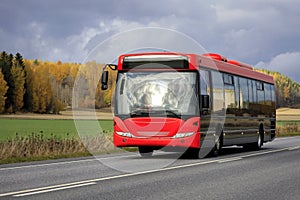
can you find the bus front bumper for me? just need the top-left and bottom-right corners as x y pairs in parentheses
(114, 132), (200, 149)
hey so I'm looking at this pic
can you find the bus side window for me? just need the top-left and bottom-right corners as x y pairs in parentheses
(234, 76), (240, 110)
(224, 74), (235, 113)
(264, 83), (272, 116)
(200, 70), (210, 96)
(239, 77), (249, 111)
(200, 70), (211, 113)
(264, 83), (272, 106)
(257, 81), (265, 115)
(211, 71), (224, 113)
(270, 85), (275, 109)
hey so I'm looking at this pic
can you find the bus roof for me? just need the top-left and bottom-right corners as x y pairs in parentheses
(117, 52), (274, 84)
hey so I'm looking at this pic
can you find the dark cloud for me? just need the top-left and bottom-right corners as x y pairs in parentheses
(0, 0), (299, 81)
(255, 52), (300, 83)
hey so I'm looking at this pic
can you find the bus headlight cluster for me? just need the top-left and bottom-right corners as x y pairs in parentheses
(116, 131), (134, 138)
(172, 132), (195, 138)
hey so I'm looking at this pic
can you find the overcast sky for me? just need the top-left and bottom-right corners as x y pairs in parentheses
(1, 0), (299, 82)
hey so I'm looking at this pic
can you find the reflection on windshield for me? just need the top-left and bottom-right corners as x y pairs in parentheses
(115, 72), (199, 117)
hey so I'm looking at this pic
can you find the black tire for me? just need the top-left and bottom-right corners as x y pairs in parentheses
(138, 147), (153, 157)
(209, 135), (222, 157)
(182, 148), (200, 159)
(253, 132), (263, 150)
(243, 132), (263, 151)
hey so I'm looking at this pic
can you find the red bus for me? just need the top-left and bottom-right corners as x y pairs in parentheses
(101, 52), (276, 158)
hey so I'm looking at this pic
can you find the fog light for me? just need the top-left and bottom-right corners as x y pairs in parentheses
(116, 131), (134, 138)
(172, 132), (195, 138)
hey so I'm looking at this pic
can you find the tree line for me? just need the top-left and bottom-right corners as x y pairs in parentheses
(0, 51), (299, 114)
(0, 51), (116, 114)
(255, 69), (300, 108)
(0, 51), (61, 113)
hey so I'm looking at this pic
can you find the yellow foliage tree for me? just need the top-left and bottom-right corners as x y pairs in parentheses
(31, 66), (54, 113)
(0, 70), (8, 113)
(11, 60), (25, 112)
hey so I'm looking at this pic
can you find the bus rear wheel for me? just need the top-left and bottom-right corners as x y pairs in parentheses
(138, 147), (154, 157)
(253, 132), (263, 150)
(244, 132), (263, 151)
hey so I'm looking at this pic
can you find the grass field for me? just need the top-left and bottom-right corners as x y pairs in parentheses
(0, 107), (299, 141)
(0, 118), (113, 141)
(276, 108), (300, 137)
(277, 121), (300, 125)
(0, 108), (299, 164)
(276, 108), (300, 121)
(0, 118), (115, 164)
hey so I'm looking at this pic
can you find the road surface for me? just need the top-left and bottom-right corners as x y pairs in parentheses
(0, 136), (300, 199)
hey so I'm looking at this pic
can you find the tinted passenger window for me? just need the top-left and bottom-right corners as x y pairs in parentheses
(257, 81), (265, 104)
(212, 71), (224, 112)
(248, 79), (254, 104)
(271, 85), (275, 108)
(234, 76), (240, 109)
(224, 83), (235, 110)
(264, 83), (272, 106)
(223, 74), (235, 111)
(200, 70), (210, 95)
(239, 78), (249, 109)
(252, 80), (257, 103)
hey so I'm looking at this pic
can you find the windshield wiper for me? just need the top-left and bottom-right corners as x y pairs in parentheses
(164, 110), (181, 118)
(130, 109), (150, 117)
(130, 109), (181, 118)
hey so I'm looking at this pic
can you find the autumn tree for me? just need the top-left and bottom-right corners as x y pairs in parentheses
(23, 60), (35, 112)
(256, 69), (300, 108)
(30, 65), (55, 113)
(11, 57), (26, 112)
(0, 70), (8, 113)
(15, 52), (32, 111)
(0, 52), (14, 112)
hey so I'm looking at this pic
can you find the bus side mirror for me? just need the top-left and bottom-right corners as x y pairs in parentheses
(101, 71), (109, 90)
(201, 94), (210, 109)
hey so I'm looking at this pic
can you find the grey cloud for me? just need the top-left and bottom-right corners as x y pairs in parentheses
(255, 52), (300, 83)
(0, 0), (299, 82)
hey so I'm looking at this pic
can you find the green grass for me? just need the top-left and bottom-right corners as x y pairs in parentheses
(0, 118), (299, 165)
(0, 118), (115, 164)
(0, 119), (113, 141)
(276, 120), (300, 125)
(276, 120), (300, 137)
(1, 118), (300, 141)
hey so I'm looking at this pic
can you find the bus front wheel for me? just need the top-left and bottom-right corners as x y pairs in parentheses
(138, 147), (153, 157)
(209, 135), (222, 157)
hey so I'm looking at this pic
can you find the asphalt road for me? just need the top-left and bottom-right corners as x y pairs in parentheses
(1, 136), (300, 200)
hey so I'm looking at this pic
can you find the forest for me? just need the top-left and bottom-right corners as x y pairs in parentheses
(0, 51), (116, 114)
(255, 69), (300, 108)
(0, 51), (299, 114)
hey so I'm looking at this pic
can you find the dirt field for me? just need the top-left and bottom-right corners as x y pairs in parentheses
(0, 110), (113, 120)
(276, 108), (300, 121)
(0, 108), (299, 121)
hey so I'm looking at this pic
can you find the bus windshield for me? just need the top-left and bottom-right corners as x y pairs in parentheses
(115, 71), (199, 118)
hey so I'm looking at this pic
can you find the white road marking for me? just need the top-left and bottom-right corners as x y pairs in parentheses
(13, 182), (97, 197)
(0, 155), (135, 171)
(0, 158), (96, 171)
(288, 146), (300, 151)
(218, 157), (242, 163)
(1, 145), (300, 197)
(0, 160), (217, 197)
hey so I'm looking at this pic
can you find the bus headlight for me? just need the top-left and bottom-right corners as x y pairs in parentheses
(116, 131), (134, 138)
(172, 132), (195, 138)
